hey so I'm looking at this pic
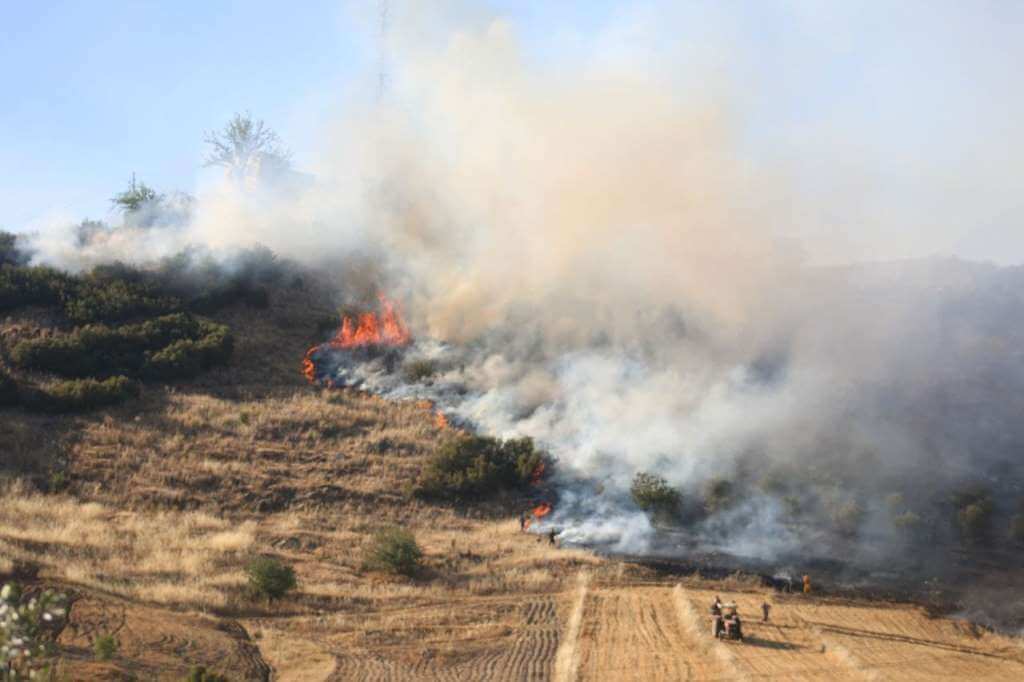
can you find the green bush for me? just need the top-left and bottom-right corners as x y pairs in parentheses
(414, 435), (545, 500)
(246, 557), (297, 602)
(958, 502), (993, 544)
(403, 359), (437, 383)
(93, 633), (118, 661)
(893, 510), (921, 533)
(64, 274), (178, 324)
(630, 472), (681, 522)
(703, 478), (735, 514)
(831, 500), (865, 537)
(0, 231), (30, 266)
(11, 313), (232, 380)
(26, 376), (139, 413)
(0, 264), (71, 310)
(363, 527), (423, 576)
(186, 666), (229, 682)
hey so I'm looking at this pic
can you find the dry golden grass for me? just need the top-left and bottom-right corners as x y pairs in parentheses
(0, 480), (256, 608)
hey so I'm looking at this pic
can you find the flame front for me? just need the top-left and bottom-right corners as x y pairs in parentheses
(331, 297), (410, 349)
(532, 502), (552, 518)
(302, 295), (412, 383)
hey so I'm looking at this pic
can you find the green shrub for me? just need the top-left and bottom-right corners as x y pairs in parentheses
(403, 359), (437, 383)
(363, 527), (423, 576)
(246, 557), (297, 602)
(186, 666), (228, 682)
(64, 274), (178, 324)
(414, 435), (545, 500)
(27, 376), (139, 413)
(0, 368), (18, 406)
(93, 633), (118, 661)
(11, 313), (232, 380)
(703, 478), (735, 514)
(831, 500), (865, 537)
(958, 502), (993, 544)
(48, 470), (69, 493)
(952, 488), (994, 545)
(630, 472), (681, 522)
(0, 231), (30, 266)
(0, 264), (71, 310)
(893, 510), (921, 533)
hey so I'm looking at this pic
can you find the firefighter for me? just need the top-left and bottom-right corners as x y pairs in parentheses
(761, 600), (771, 622)
(548, 529), (558, 546)
(712, 611), (724, 638)
(518, 511), (527, 532)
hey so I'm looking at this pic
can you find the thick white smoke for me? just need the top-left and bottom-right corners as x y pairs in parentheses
(20, 3), (1024, 573)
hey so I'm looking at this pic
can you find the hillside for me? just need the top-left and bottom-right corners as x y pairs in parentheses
(2, 266), (1024, 680)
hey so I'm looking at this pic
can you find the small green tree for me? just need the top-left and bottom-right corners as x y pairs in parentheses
(0, 230), (30, 266)
(952, 489), (993, 545)
(93, 633), (118, 661)
(703, 478), (735, 514)
(630, 472), (681, 523)
(0, 583), (67, 679)
(111, 174), (162, 215)
(363, 527), (423, 577)
(245, 557), (296, 602)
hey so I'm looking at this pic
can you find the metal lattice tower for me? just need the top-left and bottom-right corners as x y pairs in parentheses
(377, 0), (390, 103)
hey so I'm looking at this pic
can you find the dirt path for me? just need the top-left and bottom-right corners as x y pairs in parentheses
(571, 584), (730, 681)
(244, 582), (1024, 681)
(683, 587), (1024, 681)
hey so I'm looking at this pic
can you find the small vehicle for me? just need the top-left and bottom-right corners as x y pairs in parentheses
(712, 602), (744, 642)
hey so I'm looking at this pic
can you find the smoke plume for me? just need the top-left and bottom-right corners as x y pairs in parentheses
(20, 3), (1024, 586)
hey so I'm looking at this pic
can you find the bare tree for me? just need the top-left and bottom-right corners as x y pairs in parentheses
(203, 112), (292, 183)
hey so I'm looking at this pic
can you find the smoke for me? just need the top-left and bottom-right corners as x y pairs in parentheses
(17, 3), (1024, 584)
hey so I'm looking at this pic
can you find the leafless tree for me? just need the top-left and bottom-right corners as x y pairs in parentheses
(203, 112), (292, 182)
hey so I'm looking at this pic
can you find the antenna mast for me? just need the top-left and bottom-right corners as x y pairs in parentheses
(377, 0), (390, 103)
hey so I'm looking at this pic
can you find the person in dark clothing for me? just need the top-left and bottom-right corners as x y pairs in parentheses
(762, 601), (771, 622)
(548, 529), (557, 546)
(518, 511), (527, 532)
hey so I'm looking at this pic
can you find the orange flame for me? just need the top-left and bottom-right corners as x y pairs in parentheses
(435, 411), (449, 429)
(302, 296), (411, 383)
(302, 347), (317, 383)
(330, 296), (411, 349)
(532, 502), (552, 518)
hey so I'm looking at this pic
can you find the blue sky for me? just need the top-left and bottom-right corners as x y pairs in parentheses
(2, 1), (1023, 263)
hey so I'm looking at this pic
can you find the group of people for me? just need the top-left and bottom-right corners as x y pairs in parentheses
(710, 596), (745, 641)
(710, 596), (774, 641)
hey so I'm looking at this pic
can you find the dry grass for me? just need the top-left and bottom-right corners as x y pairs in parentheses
(0, 480), (255, 608)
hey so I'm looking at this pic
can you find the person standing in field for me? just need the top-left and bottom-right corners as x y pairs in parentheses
(803, 575), (811, 594)
(762, 600), (771, 622)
